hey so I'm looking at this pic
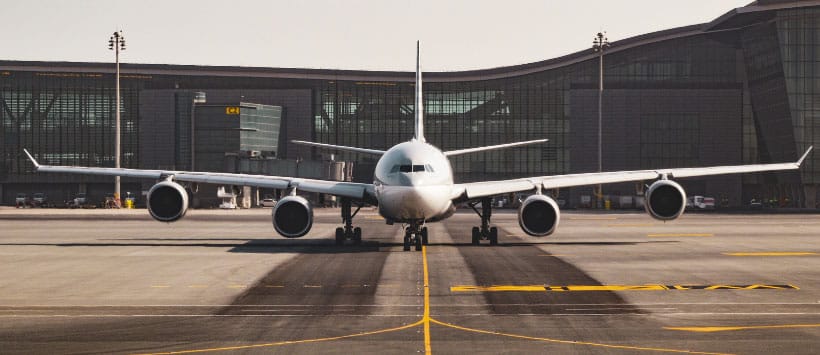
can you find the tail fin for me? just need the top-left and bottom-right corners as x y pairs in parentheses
(414, 41), (425, 143)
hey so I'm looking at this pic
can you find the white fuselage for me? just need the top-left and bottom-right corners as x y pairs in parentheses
(373, 141), (456, 223)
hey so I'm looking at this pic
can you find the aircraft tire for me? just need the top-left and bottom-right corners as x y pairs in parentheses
(471, 227), (480, 246)
(335, 227), (344, 246)
(353, 227), (362, 244)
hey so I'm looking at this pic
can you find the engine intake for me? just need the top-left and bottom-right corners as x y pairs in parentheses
(645, 179), (686, 221)
(147, 181), (189, 222)
(272, 195), (313, 238)
(518, 195), (560, 237)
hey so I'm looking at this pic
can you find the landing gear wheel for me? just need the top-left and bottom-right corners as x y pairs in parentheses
(415, 233), (423, 251)
(489, 227), (498, 246)
(403, 233), (411, 251)
(471, 227), (480, 246)
(353, 227), (362, 245)
(421, 227), (429, 245)
(338, 198), (364, 247)
(335, 227), (345, 246)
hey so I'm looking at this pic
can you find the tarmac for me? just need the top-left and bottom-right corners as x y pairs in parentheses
(0, 207), (818, 354)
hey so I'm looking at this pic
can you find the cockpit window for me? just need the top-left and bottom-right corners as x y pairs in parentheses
(391, 164), (434, 173)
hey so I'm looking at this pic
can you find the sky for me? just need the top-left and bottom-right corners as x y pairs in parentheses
(0, 0), (752, 72)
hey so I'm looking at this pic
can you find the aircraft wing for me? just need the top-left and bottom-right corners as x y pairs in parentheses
(453, 146), (813, 201)
(23, 150), (374, 201)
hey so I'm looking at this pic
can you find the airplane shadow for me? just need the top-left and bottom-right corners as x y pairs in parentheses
(0, 238), (677, 254)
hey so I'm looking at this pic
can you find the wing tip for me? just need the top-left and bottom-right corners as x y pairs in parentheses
(23, 149), (40, 169)
(797, 146), (813, 166)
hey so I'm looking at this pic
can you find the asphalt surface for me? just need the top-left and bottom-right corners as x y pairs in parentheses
(0, 207), (819, 354)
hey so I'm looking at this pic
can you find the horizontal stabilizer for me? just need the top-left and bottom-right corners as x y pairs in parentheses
(291, 140), (386, 155)
(444, 139), (548, 156)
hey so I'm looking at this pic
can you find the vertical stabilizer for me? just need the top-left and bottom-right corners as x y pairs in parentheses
(414, 41), (426, 143)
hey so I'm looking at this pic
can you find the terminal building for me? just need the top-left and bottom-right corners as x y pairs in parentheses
(1, 0), (820, 208)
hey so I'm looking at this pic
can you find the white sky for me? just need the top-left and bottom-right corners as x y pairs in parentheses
(0, 0), (752, 72)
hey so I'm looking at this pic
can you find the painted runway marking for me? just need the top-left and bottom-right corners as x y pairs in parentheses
(450, 284), (799, 292)
(723, 252), (817, 256)
(665, 323), (820, 333)
(647, 233), (713, 237)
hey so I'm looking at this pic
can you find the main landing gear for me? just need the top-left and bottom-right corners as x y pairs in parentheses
(469, 197), (498, 246)
(335, 198), (363, 246)
(403, 222), (428, 251)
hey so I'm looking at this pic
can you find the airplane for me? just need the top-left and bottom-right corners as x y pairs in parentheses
(23, 42), (813, 251)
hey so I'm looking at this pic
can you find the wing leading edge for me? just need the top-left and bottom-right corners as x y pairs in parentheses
(22, 149), (374, 201)
(454, 146), (813, 201)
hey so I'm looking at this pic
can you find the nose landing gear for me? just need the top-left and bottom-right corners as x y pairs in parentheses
(403, 222), (428, 251)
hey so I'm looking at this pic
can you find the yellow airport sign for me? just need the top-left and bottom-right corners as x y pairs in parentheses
(225, 106), (240, 115)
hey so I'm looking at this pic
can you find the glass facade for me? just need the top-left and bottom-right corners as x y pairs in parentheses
(778, 7), (820, 184)
(0, 71), (141, 178)
(2, 1), (820, 207)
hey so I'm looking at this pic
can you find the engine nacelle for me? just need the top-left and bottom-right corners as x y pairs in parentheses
(272, 195), (313, 238)
(518, 195), (561, 237)
(147, 181), (189, 222)
(645, 179), (686, 221)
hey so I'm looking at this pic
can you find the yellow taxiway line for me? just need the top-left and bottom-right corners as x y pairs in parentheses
(451, 284), (799, 292)
(422, 245), (432, 355)
(666, 324), (820, 333)
(137, 245), (735, 355)
(135, 319), (424, 355)
(723, 252), (817, 257)
(431, 319), (730, 355)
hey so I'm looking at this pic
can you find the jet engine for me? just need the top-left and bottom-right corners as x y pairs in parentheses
(518, 195), (560, 237)
(147, 180), (189, 222)
(272, 195), (313, 238)
(645, 179), (686, 221)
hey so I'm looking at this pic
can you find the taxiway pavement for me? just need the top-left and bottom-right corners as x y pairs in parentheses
(0, 207), (818, 354)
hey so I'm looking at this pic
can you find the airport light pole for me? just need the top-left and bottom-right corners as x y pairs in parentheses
(109, 31), (125, 206)
(592, 32), (609, 209)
